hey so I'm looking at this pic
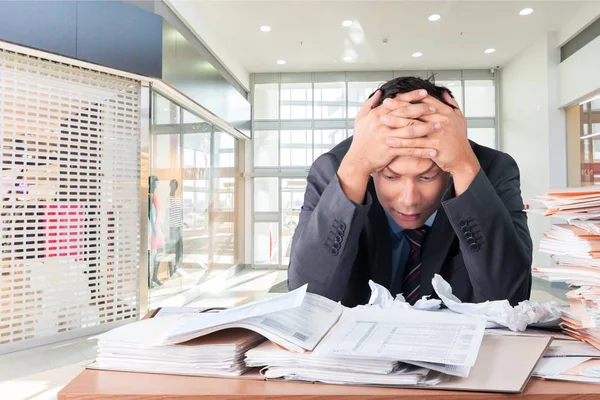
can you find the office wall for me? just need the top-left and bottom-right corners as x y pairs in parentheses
(0, 0), (162, 78)
(500, 35), (556, 267)
(558, 35), (600, 107)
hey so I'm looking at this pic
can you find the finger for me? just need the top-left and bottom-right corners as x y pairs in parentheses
(380, 104), (437, 124)
(385, 137), (435, 149)
(383, 121), (442, 138)
(442, 90), (460, 110)
(390, 147), (437, 159)
(420, 95), (455, 116)
(379, 90), (429, 111)
(357, 90), (381, 119)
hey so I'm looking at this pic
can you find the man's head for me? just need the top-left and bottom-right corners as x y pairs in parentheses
(369, 76), (454, 229)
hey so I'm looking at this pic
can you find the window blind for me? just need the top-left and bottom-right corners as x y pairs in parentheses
(0, 48), (141, 353)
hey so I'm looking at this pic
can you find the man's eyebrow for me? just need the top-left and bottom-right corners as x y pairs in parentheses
(384, 163), (439, 176)
(419, 163), (440, 176)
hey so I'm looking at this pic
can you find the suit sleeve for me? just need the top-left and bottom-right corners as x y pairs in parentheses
(287, 153), (372, 301)
(442, 153), (533, 305)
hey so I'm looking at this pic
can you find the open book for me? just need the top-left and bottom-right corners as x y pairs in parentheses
(160, 284), (344, 353)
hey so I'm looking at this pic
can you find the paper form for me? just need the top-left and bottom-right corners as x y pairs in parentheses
(314, 307), (485, 367)
(163, 284), (307, 344)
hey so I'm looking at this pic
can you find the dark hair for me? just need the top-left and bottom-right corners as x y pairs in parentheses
(369, 76), (457, 110)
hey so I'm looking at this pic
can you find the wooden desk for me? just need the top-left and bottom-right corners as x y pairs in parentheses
(58, 369), (600, 400)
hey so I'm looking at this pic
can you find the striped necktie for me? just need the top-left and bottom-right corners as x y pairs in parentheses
(401, 226), (429, 305)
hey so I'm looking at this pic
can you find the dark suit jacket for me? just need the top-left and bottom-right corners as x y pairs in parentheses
(287, 137), (533, 307)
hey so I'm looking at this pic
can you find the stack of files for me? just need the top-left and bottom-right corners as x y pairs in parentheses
(90, 316), (265, 377)
(246, 341), (440, 386)
(533, 336), (600, 383)
(529, 187), (600, 222)
(531, 187), (600, 353)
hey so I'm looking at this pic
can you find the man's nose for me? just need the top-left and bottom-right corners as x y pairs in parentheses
(398, 181), (420, 208)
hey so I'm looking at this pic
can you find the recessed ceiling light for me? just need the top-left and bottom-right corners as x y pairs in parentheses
(519, 8), (533, 16)
(412, 52), (423, 58)
(277, 60), (286, 65)
(428, 14), (441, 22)
(260, 25), (271, 32)
(343, 56), (353, 62)
(342, 20), (353, 27)
(485, 48), (496, 54)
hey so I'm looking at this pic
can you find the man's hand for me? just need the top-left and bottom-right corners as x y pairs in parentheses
(337, 89), (440, 204)
(380, 91), (480, 195)
(342, 89), (440, 178)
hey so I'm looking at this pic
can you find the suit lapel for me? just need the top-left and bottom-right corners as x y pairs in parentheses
(420, 180), (457, 297)
(366, 179), (393, 289)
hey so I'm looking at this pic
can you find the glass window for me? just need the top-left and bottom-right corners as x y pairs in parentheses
(254, 130), (278, 167)
(254, 222), (279, 265)
(314, 129), (346, 160)
(254, 83), (279, 120)
(149, 91), (240, 308)
(436, 80), (464, 111)
(254, 178), (279, 212)
(213, 131), (236, 168)
(467, 128), (496, 149)
(348, 81), (384, 119)
(465, 80), (495, 117)
(281, 83), (312, 120)
(281, 179), (306, 266)
(212, 221), (236, 265)
(153, 93), (180, 125)
(314, 82), (346, 119)
(280, 130), (312, 167)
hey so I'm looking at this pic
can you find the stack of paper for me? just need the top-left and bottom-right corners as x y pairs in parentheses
(247, 306), (487, 386)
(530, 187), (600, 351)
(533, 336), (600, 383)
(91, 316), (265, 377)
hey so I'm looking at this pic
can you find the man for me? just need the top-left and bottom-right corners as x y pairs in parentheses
(288, 76), (532, 307)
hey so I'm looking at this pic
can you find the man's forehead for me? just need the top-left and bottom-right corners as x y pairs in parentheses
(386, 156), (437, 175)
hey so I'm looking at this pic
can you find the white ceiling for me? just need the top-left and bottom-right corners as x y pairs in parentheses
(183, 0), (590, 73)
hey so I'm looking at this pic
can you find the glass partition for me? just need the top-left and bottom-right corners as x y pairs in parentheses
(149, 92), (241, 308)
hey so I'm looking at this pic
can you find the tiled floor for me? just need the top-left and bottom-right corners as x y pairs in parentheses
(0, 265), (287, 400)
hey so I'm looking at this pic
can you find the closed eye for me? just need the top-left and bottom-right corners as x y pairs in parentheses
(383, 174), (398, 181)
(420, 172), (440, 182)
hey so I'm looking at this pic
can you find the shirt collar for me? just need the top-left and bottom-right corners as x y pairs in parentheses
(385, 210), (437, 236)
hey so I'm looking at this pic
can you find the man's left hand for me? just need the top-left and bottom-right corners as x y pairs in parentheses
(381, 91), (481, 195)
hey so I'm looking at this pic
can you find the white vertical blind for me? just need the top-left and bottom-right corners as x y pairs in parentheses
(0, 48), (141, 352)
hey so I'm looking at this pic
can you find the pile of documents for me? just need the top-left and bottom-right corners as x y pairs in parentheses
(93, 317), (265, 376)
(530, 187), (600, 351)
(89, 283), (552, 393)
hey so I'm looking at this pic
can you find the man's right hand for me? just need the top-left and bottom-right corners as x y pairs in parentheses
(337, 89), (440, 204)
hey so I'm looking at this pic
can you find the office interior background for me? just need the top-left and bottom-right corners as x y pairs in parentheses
(1, 0), (600, 398)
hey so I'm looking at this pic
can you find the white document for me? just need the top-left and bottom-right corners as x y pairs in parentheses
(238, 293), (344, 352)
(403, 360), (470, 378)
(484, 328), (577, 341)
(154, 307), (221, 317)
(314, 307), (486, 367)
(544, 340), (600, 358)
(163, 284), (307, 345)
(534, 357), (592, 377)
(161, 286), (344, 353)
